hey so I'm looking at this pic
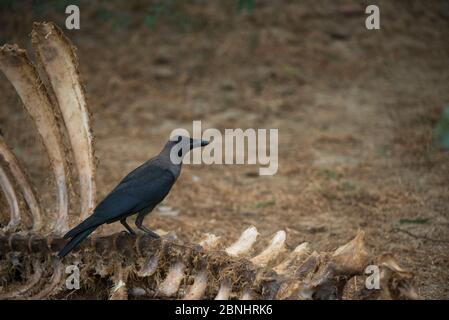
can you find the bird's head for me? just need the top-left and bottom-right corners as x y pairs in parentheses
(165, 135), (209, 164)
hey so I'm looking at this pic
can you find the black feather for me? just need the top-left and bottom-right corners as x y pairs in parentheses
(58, 228), (95, 258)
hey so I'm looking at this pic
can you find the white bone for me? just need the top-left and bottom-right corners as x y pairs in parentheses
(251, 230), (286, 267)
(0, 44), (69, 234)
(0, 165), (20, 231)
(158, 261), (185, 297)
(183, 269), (208, 300)
(214, 279), (232, 300)
(0, 135), (42, 231)
(274, 242), (310, 275)
(225, 226), (259, 257)
(32, 22), (96, 221)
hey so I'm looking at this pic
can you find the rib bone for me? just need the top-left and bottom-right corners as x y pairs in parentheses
(0, 135), (42, 231)
(32, 22), (96, 221)
(0, 259), (42, 299)
(0, 165), (20, 231)
(28, 257), (63, 300)
(0, 44), (69, 234)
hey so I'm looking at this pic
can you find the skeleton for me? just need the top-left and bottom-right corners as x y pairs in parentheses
(0, 22), (418, 300)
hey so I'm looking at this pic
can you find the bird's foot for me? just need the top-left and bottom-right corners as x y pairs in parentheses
(138, 226), (160, 239)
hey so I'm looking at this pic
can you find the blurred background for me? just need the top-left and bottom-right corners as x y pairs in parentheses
(0, 0), (448, 298)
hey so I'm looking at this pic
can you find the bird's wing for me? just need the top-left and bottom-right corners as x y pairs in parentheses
(93, 165), (176, 222)
(118, 158), (156, 184)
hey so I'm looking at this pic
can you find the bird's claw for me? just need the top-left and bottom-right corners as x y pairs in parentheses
(138, 226), (160, 239)
(144, 229), (160, 239)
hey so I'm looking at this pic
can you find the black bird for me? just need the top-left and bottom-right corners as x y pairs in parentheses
(58, 135), (209, 257)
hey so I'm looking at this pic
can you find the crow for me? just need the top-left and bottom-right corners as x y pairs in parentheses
(58, 135), (209, 257)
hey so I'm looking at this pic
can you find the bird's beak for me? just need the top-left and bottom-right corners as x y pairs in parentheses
(190, 138), (209, 149)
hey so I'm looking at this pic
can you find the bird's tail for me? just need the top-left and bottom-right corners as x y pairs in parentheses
(63, 215), (101, 239)
(58, 227), (95, 258)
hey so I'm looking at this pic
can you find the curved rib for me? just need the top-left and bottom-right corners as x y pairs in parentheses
(0, 165), (20, 231)
(0, 259), (43, 299)
(28, 257), (63, 300)
(32, 22), (96, 221)
(0, 44), (69, 234)
(0, 135), (43, 231)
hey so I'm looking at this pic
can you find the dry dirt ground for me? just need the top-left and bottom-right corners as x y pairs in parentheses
(0, 1), (448, 299)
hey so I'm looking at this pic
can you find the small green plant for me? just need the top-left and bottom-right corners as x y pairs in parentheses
(399, 217), (430, 225)
(340, 181), (356, 192)
(434, 105), (449, 150)
(317, 169), (340, 180)
(253, 199), (275, 208)
(237, 0), (255, 14)
(143, 2), (169, 30)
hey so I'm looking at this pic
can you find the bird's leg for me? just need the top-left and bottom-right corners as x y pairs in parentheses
(120, 218), (136, 235)
(136, 210), (160, 239)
